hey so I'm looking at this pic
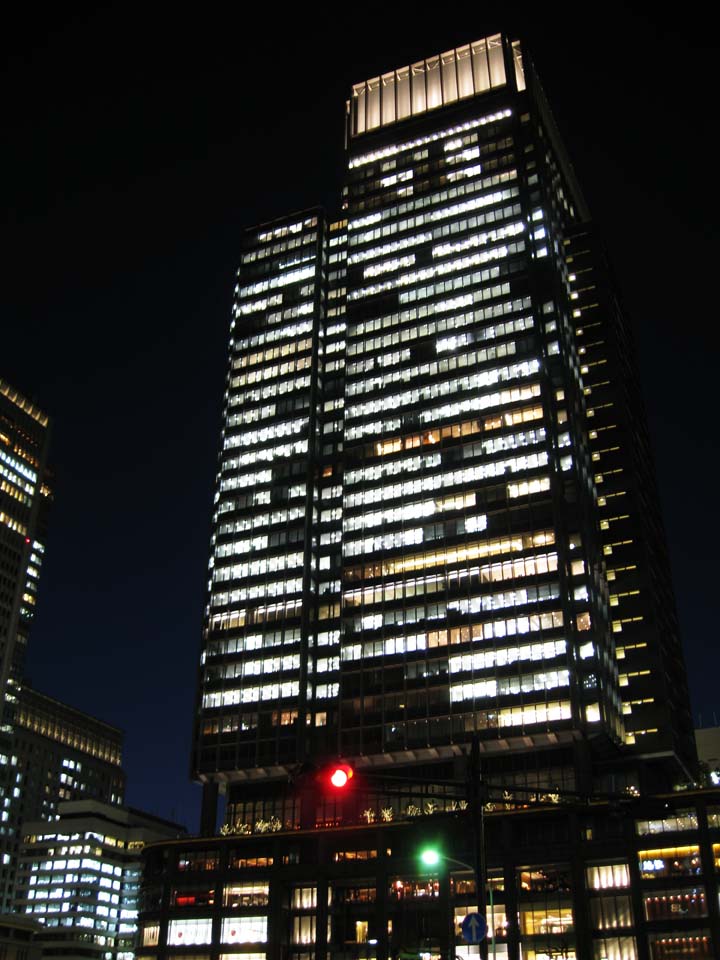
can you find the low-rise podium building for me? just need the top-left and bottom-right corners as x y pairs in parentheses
(138, 786), (720, 960)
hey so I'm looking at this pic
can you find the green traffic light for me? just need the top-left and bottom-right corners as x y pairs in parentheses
(420, 848), (441, 866)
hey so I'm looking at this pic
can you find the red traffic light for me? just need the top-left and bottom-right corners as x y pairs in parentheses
(328, 764), (354, 789)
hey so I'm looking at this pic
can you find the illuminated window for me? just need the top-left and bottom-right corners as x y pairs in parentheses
(223, 883), (269, 908)
(638, 846), (701, 879)
(167, 918), (213, 946)
(220, 916), (268, 944)
(643, 889), (707, 921)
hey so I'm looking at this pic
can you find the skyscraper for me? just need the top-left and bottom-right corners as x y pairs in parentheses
(0, 379), (51, 710)
(0, 381), (129, 910)
(0, 378), (52, 908)
(191, 33), (695, 835)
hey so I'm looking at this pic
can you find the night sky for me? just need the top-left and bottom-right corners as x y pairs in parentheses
(2, 4), (717, 831)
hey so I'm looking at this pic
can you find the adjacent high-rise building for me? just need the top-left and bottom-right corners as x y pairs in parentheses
(0, 380), (130, 911)
(191, 33), (695, 835)
(0, 379), (51, 711)
(0, 379), (52, 908)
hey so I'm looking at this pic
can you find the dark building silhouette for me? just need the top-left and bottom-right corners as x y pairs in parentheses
(564, 227), (695, 771)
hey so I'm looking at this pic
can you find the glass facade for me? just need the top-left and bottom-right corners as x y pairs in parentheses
(337, 74), (620, 770)
(192, 33), (695, 834)
(198, 212), (325, 779)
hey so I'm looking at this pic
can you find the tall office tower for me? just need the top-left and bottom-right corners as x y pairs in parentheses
(334, 37), (621, 796)
(0, 379), (51, 710)
(192, 34), (694, 834)
(194, 211), (329, 831)
(0, 379), (52, 909)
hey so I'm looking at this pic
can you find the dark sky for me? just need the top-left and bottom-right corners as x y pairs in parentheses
(2, 3), (717, 830)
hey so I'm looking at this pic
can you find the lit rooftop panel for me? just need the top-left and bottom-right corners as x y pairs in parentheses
(349, 35), (525, 138)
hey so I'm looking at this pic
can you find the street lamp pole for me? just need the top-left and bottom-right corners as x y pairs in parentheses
(419, 853), (495, 960)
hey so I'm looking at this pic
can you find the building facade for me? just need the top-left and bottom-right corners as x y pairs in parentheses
(13, 685), (125, 816)
(0, 913), (42, 960)
(0, 685), (127, 911)
(138, 787), (720, 960)
(0, 378), (52, 910)
(14, 800), (184, 960)
(0, 378), (51, 710)
(191, 33), (695, 836)
(564, 228), (695, 773)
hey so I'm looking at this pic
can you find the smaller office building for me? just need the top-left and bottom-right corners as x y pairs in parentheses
(13, 685), (126, 819)
(14, 800), (185, 960)
(1, 685), (127, 910)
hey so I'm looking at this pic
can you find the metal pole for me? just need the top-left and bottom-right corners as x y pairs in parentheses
(469, 736), (488, 960)
(489, 881), (495, 960)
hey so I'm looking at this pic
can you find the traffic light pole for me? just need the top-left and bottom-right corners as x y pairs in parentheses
(468, 736), (494, 960)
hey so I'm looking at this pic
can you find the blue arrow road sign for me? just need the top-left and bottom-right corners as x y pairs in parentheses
(461, 913), (487, 944)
